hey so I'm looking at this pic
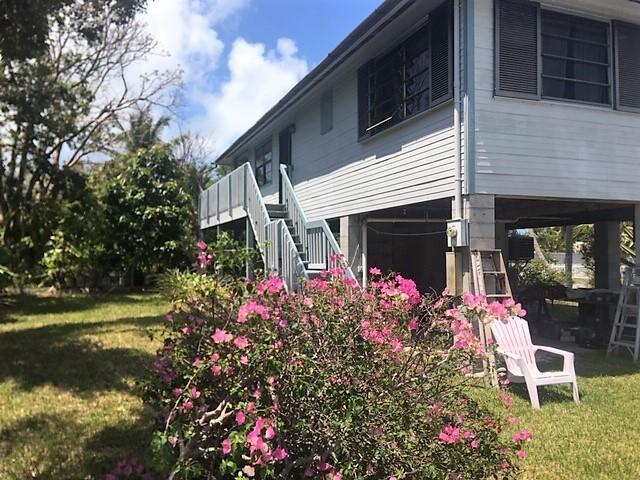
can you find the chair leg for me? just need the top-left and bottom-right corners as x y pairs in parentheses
(572, 380), (580, 404)
(526, 381), (540, 409)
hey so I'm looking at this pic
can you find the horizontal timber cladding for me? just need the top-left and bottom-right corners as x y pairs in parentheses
(474, 0), (640, 202)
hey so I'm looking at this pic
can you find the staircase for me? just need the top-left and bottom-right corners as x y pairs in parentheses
(199, 163), (354, 290)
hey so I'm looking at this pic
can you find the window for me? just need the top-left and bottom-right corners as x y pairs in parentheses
(320, 89), (333, 134)
(494, 0), (640, 110)
(358, 0), (452, 138)
(255, 140), (272, 186)
(541, 10), (611, 105)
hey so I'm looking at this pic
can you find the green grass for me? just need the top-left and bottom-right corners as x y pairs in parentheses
(1, 294), (639, 479)
(0, 293), (167, 479)
(473, 349), (640, 479)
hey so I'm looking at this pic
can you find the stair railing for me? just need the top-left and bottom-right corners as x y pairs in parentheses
(279, 165), (356, 279)
(266, 220), (308, 291)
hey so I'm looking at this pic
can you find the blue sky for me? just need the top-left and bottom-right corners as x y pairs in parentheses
(138, 0), (381, 154)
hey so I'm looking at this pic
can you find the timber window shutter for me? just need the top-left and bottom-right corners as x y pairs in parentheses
(430, 0), (453, 106)
(614, 21), (640, 112)
(495, 0), (540, 98)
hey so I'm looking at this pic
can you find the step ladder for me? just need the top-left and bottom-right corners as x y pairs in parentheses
(471, 249), (513, 386)
(608, 268), (640, 362)
(471, 249), (512, 302)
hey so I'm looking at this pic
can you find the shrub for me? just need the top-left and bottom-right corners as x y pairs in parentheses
(146, 243), (528, 479)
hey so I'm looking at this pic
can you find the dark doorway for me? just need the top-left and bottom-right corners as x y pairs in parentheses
(278, 125), (294, 202)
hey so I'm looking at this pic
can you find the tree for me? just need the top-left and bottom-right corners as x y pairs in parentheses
(0, 0), (146, 60)
(115, 106), (171, 154)
(97, 145), (195, 285)
(0, 0), (179, 273)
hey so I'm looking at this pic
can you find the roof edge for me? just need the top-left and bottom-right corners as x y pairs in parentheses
(215, 0), (413, 165)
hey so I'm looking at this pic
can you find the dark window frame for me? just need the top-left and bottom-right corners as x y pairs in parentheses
(357, 0), (452, 140)
(254, 139), (273, 187)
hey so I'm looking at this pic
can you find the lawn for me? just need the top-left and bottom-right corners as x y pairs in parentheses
(1, 294), (639, 479)
(473, 348), (640, 480)
(0, 293), (167, 479)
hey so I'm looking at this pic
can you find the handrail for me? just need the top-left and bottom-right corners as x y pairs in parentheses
(279, 165), (356, 280)
(198, 162), (355, 288)
(266, 219), (308, 291)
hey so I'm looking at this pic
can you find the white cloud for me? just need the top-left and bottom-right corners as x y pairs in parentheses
(194, 37), (309, 152)
(129, 0), (309, 155)
(139, 0), (248, 81)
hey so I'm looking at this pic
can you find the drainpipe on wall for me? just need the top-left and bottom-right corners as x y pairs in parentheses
(453, 0), (463, 221)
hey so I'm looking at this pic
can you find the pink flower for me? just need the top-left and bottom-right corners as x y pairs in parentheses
(265, 426), (276, 439)
(499, 391), (513, 409)
(408, 317), (419, 331)
(211, 364), (222, 376)
(517, 449), (526, 460)
(172, 387), (182, 397)
(369, 266), (382, 275)
(233, 336), (250, 349)
(221, 437), (231, 455)
(462, 430), (475, 440)
(317, 461), (332, 472)
(197, 240), (207, 250)
(212, 328), (233, 344)
(183, 400), (194, 411)
(273, 446), (288, 460)
(508, 414), (518, 425)
(512, 430), (533, 442)
(471, 440), (479, 448)
(257, 276), (285, 295)
(439, 424), (461, 444)
(236, 410), (246, 425)
(237, 301), (270, 323)
(192, 356), (201, 367)
(240, 355), (249, 365)
(190, 387), (200, 399)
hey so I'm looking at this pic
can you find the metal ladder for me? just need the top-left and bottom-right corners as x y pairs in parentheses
(471, 249), (513, 385)
(608, 268), (640, 362)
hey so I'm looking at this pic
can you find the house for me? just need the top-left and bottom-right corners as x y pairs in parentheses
(199, 0), (640, 295)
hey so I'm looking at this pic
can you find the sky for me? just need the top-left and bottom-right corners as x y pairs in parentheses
(137, 0), (382, 155)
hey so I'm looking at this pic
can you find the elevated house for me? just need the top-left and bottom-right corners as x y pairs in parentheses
(200, 0), (640, 295)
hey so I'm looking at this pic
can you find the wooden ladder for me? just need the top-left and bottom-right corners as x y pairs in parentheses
(471, 249), (513, 302)
(608, 268), (640, 362)
(471, 249), (513, 385)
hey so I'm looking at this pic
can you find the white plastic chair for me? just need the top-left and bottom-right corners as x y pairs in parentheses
(490, 316), (580, 409)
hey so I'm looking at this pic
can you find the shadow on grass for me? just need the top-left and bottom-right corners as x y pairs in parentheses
(0, 315), (161, 395)
(0, 409), (158, 480)
(2, 293), (158, 317)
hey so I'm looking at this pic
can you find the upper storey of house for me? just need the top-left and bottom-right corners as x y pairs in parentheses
(473, 0), (640, 202)
(211, 0), (640, 224)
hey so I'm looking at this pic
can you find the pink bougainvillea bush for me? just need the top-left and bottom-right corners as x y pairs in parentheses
(146, 239), (529, 479)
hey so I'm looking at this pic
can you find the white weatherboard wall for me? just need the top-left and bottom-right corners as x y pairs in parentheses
(291, 80), (457, 221)
(473, 0), (640, 202)
(226, 0), (461, 221)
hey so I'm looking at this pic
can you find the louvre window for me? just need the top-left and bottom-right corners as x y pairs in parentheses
(358, 0), (452, 138)
(255, 140), (272, 186)
(495, 0), (540, 98)
(541, 10), (611, 105)
(614, 21), (640, 112)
